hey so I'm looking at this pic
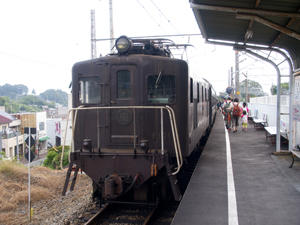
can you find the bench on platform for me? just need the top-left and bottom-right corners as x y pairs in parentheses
(264, 120), (288, 145)
(289, 149), (300, 168)
(248, 109), (257, 122)
(253, 113), (268, 130)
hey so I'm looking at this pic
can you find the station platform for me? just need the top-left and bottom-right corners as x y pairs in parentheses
(172, 112), (300, 225)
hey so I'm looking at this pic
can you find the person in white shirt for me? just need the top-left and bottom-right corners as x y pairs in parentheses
(241, 110), (248, 131)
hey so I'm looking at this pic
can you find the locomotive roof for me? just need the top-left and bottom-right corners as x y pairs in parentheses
(111, 36), (194, 58)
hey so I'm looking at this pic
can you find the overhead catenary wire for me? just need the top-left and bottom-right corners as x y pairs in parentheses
(136, 0), (167, 34)
(150, 0), (181, 34)
(0, 51), (69, 71)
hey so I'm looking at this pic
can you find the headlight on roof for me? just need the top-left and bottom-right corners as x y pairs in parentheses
(115, 36), (133, 53)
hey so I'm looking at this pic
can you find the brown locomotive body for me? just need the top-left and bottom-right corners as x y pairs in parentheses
(62, 36), (217, 204)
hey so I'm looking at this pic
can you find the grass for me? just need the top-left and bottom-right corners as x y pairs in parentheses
(0, 153), (92, 225)
(0, 159), (26, 179)
(0, 160), (66, 223)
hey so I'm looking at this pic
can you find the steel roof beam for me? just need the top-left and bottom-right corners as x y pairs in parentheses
(270, 8), (300, 47)
(236, 13), (300, 41)
(244, 0), (261, 44)
(190, 3), (300, 18)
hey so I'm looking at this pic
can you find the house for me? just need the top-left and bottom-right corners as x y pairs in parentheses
(42, 106), (49, 114)
(47, 118), (62, 148)
(49, 108), (57, 115)
(13, 112), (49, 152)
(0, 110), (24, 158)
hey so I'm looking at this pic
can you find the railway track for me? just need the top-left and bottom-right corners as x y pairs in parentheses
(82, 202), (177, 225)
(73, 132), (211, 225)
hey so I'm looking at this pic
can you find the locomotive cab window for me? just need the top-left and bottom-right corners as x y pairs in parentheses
(117, 70), (131, 98)
(79, 77), (101, 104)
(147, 75), (175, 104)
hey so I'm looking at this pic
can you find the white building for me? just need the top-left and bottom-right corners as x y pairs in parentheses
(0, 111), (24, 158)
(47, 118), (62, 147)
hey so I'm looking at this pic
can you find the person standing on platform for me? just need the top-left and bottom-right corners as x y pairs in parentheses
(241, 102), (249, 117)
(220, 100), (224, 113)
(241, 110), (248, 131)
(224, 97), (232, 130)
(230, 98), (243, 133)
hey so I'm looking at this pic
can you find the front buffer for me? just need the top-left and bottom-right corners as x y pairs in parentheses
(62, 149), (182, 204)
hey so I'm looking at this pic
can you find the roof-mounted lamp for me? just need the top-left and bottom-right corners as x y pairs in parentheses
(115, 36), (133, 54)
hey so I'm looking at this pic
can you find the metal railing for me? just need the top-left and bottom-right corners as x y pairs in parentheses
(1, 131), (22, 139)
(60, 105), (183, 175)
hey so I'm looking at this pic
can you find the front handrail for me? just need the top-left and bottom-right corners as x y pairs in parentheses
(60, 106), (183, 175)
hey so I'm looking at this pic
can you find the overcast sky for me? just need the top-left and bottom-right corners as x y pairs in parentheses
(0, 0), (288, 96)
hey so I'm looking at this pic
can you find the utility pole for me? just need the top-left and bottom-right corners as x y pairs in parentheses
(235, 51), (241, 100)
(91, 10), (97, 59)
(228, 69), (230, 86)
(231, 67), (234, 87)
(16, 126), (19, 161)
(242, 72), (248, 102)
(109, 0), (114, 52)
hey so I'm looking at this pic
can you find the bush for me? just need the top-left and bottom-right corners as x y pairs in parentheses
(42, 146), (70, 170)
(0, 151), (5, 160)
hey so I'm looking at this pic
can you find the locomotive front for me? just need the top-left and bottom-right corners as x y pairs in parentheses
(62, 36), (189, 204)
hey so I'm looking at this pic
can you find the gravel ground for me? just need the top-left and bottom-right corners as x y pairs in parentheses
(31, 174), (94, 225)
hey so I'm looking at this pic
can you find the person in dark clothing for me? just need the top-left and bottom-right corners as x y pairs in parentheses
(224, 97), (232, 130)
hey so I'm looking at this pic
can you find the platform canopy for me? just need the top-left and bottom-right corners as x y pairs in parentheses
(190, 0), (300, 70)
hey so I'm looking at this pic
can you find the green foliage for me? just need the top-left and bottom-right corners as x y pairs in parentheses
(18, 95), (47, 109)
(0, 151), (5, 160)
(239, 79), (266, 102)
(43, 146), (70, 170)
(270, 82), (289, 95)
(0, 94), (62, 113)
(0, 84), (28, 97)
(0, 83), (68, 113)
(240, 79), (263, 91)
(0, 96), (17, 113)
(39, 89), (68, 106)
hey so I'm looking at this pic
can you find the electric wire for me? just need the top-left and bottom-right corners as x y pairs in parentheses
(0, 51), (69, 70)
(136, 0), (167, 34)
(150, 0), (181, 34)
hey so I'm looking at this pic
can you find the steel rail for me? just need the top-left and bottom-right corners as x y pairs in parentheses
(85, 203), (111, 225)
(143, 207), (157, 225)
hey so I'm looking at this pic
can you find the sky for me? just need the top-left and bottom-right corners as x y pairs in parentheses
(0, 0), (289, 96)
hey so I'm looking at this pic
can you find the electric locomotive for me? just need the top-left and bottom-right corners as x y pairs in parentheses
(62, 36), (217, 204)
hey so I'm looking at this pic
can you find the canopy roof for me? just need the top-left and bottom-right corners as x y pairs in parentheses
(190, 0), (300, 70)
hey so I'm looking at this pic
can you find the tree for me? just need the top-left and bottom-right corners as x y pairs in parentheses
(39, 89), (68, 106)
(0, 84), (28, 97)
(15, 84), (28, 95)
(240, 79), (265, 101)
(270, 82), (289, 95)
(32, 88), (36, 95)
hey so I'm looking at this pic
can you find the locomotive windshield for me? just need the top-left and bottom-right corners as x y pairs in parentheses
(79, 77), (101, 104)
(117, 70), (131, 98)
(147, 75), (175, 104)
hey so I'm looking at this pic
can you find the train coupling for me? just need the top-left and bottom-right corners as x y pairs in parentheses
(104, 174), (123, 199)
